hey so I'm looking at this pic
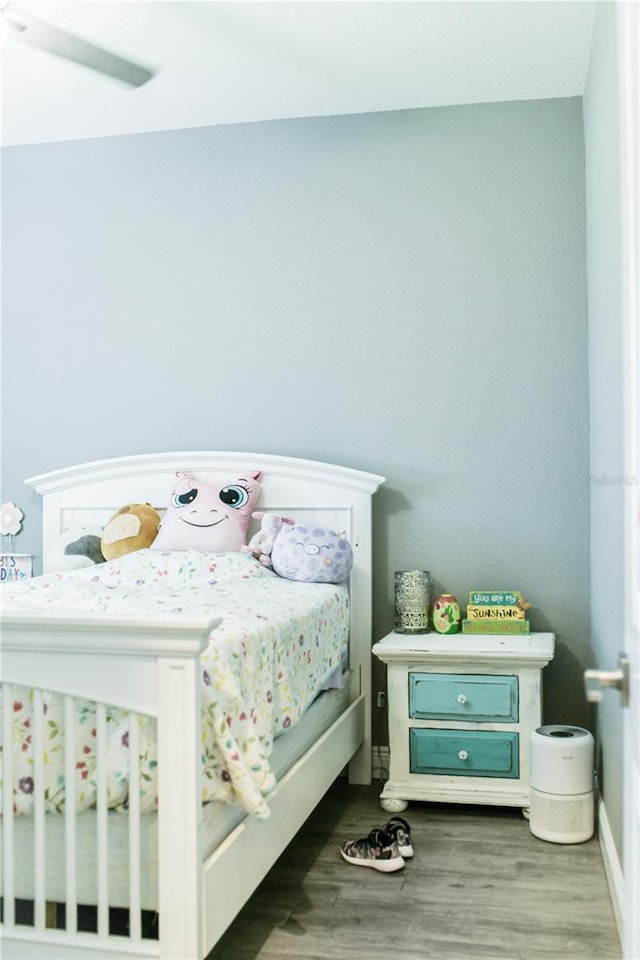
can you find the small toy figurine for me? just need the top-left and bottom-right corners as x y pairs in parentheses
(242, 512), (295, 567)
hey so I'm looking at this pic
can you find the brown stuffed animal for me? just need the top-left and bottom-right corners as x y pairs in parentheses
(101, 503), (161, 561)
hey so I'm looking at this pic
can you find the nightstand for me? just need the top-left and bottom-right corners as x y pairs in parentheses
(372, 631), (555, 814)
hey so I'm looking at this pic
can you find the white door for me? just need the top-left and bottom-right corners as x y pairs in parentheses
(620, 5), (639, 958)
(586, 9), (640, 955)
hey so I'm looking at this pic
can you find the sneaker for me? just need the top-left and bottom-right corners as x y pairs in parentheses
(340, 828), (405, 873)
(382, 816), (413, 858)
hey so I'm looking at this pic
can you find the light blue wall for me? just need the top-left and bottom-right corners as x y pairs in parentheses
(583, 2), (624, 861)
(1, 97), (590, 740)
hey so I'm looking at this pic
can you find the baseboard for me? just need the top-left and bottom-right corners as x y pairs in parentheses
(598, 796), (624, 945)
(372, 744), (390, 781)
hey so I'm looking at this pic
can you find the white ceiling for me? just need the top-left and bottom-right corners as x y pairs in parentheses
(1, 1), (597, 147)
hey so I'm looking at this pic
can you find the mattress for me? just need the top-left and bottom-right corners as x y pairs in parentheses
(0, 549), (349, 819)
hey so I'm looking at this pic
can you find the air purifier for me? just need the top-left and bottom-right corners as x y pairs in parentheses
(529, 725), (594, 844)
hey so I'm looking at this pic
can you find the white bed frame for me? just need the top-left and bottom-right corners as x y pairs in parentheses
(1, 451), (384, 959)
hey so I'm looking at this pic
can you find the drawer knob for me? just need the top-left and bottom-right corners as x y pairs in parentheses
(457, 694), (467, 704)
(458, 750), (469, 761)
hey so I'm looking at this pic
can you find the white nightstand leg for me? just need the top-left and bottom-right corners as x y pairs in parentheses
(380, 796), (409, 813)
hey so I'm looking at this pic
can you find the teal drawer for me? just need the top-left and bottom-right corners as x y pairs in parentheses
(410, 729), (520, 778)
(409, 673), (518, 722)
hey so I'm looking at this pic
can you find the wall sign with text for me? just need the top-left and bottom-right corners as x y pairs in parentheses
(0, 553), (32, 582)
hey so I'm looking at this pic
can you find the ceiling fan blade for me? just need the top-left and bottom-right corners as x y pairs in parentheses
(4, 9), (154, 87)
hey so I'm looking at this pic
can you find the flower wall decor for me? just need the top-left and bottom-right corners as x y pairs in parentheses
(1, 501), (24, 544)
(0, 502), (32, 580)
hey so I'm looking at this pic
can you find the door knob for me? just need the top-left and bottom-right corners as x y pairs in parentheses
(584, 655), (630, 706)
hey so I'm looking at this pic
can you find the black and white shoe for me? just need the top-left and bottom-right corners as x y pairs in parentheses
(340, 828), (405, 873)
(382, 816), (413, 858)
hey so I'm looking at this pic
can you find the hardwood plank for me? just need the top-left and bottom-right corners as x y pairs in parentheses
(207, 780), (621, 960)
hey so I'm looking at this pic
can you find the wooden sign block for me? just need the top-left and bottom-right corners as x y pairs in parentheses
(461, 619), (530, 635)
(469, 591), (522, 606)
(466, 605), (526, 620)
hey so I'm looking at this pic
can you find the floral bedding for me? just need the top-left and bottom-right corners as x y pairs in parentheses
(0, 550), (349, 819)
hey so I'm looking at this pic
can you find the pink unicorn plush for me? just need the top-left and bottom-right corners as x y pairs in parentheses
(152, 470), (261, 552)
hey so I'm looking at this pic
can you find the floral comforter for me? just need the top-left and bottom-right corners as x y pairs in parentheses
(1, 550), (349, 819)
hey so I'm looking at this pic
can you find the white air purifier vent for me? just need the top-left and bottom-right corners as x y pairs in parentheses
(529, 725), (594, 844)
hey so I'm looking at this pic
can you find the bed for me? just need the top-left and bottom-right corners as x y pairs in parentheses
(0, 451), (384, 959)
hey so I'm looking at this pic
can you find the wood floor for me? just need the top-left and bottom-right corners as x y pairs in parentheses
(208, 778), (622, 960)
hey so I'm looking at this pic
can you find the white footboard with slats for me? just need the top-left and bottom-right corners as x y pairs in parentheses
(0, 452), (384, 959)
(2, 611), (218, 959)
